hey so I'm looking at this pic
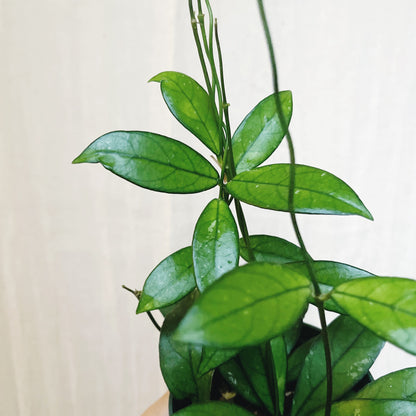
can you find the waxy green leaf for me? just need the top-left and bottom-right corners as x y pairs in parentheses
(73, 131), (219, 193)
(137, 247), (196, 313)
(310, 399), (416, 416)
(197, 347), (239, 376)
(332, 277), (416, 355)
(354, 368), (416, 401)
(240, 234), (305, 264)
(174, 262), (311, 348)
(219, 357), (263, 408)
(227, 164), (373, 219)
(287, 261), (374, 313)
(193, 198), (239, 292)
(159, 293), (212, 401)
(239, 346), (275, 414)
(291, 316), (384, 416)
(150, 71), (221, 155)
(269, 337), (287, 415)
(232, 91), (292, 174)
(172, 401), (253, 416)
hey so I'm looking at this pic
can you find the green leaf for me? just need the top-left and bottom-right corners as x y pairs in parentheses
(232, 91), (292, 174)
(332, 277), (416, 355)
(226, 164), (373, 219)
(73, 131), (219, 193)
(159, 292), (212, 401)
(287, 336), (316, 383)
(354, 368), (416, 400)
(219, 357), (263, 408)
(174, 262), (311, 348)
(291, 315), (384, 416)
(197, 347), (239, 376)
(269, 336), (287, 415)
(310, 399), (416, 416)
(240, 234), (306, 264)
(239, 345), (275, 414)
(193, 199), (239, 292)
(150, 71), (221, 155)
(172, 401), (254, 416)
(137, 247), (196, 313)
(287, 261), (374, 313)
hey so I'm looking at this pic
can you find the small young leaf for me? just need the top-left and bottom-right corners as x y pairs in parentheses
(150, 71), (221, 155)
(227, 164), (373, 219)
(332, 277), (416, 355)
(354, 368), (416, 400)
(172, 401), (254, 416)
(291, 316), (384, 416)
(232, 91), (292, 174)
(310, 399), (416, 416)
(73, 131), (219, 193)
(193, 198), (239, 292)
(159, 293), (212, 401)
(287, 261), (374, 313)
(137, 247), (196, 313)
(240, 234), (306, 264)
(174, 262), (311, 348)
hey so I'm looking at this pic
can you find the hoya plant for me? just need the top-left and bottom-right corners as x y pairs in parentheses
(73, 1), (416, 415)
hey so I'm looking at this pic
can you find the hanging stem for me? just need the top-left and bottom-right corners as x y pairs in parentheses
(256, 1), (332, 415)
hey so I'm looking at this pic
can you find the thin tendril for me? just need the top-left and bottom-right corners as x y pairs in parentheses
(256, 1), (333, 415)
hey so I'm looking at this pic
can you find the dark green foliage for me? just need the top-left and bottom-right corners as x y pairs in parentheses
(74, 1), (415, 415)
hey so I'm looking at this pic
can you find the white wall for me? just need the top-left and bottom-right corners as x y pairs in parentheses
(1, 1), (416, 414)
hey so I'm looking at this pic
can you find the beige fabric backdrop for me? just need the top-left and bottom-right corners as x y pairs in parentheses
(1, 0), (416, 415)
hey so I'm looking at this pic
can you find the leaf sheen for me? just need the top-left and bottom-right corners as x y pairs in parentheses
(227, 164), (373, 219)
(73, 131), (219, 194)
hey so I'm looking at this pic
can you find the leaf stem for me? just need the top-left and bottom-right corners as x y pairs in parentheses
(256, 1), (332, 415)
(122, 285), (161, 332)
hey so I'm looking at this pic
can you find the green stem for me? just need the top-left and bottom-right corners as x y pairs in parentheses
(256, 2), (332, 415)
(188, 0), (212, 96)
(214, 19), (255, 262)
(122, 285), (161, 332)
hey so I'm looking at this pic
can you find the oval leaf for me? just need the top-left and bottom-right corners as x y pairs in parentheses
(73, 131), (219, 194)
(287, 261), (374, 313)
(219, 358), (263, 408)
(232, 91), (292, 174)
(269, 336), (287, 415)
(240, 234), (306, 264)
(355, 368), (416, 400)
(239, 345), (275, 414)
(310, 399), (416, 416)
(172, 401), (253, 416)
(291, 316), (384, 416)
(193, 198), (239, 292)
(150, 71), (221, 155)
(137, 247), (196, 313)
(174, 263), (311, 348)
(159, 294), (212, 401)
(227, 164), (373, 219)
(332, 277), (416, 355)
(197, 347), (239, 376)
